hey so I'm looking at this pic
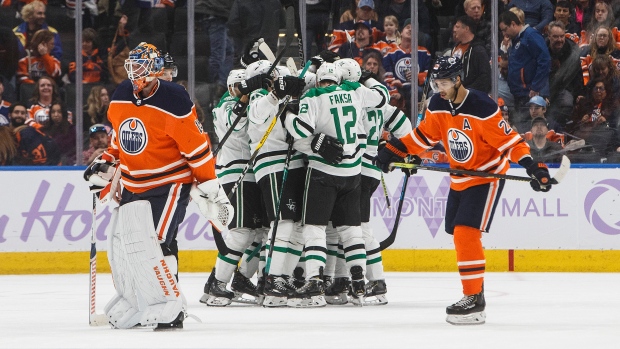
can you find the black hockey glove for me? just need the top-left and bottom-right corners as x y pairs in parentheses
(274, 76), (306, 99)
(519, 157), (552, 192)
(401, 155), (422, 176)
(373, 137), (409, 173)
(280, 99), (299, 127)
(311, 133), (344, 165)
(238, 74), (272, 95)
(310, 50), (340, 68)
(359, 69), (377, 84)
(231, 99), (248, 119)
(240, 38), (265, 68)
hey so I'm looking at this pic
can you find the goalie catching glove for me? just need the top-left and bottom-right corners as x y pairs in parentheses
(374, 137), (410, 173)
(519, 157), (552, 192)
(83, 153), (117, 193)
(311, 133), (344, 165)
(190, 179), (234, 232)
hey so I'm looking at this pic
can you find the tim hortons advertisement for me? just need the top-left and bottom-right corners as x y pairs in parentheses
(0, 168), (619, 252)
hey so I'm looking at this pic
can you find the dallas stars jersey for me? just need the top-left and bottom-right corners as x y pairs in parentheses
(104, 79), (216, 194)
(285, 80), (389, 177)
(399, 89), (531, 191)
(361, 103), (412, 180)
(212, 91), (255, 184)
(247, 89), (305, 182)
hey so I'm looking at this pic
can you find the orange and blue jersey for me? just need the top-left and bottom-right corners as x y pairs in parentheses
(103, 79), (216, 194)
(399, 89), (532, 191)
(383, 46), (431, 96)
(17, 54), (62, 84)
(328, 20), (384, 52)
(0, 100), (11, 126)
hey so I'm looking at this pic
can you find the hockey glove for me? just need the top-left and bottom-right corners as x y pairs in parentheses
(401, 155), (422, 176)
(311, 133), (344, 165)
(359, 69), (377, 84)
(231, 99), (248, 120)
(373, 137), (409, 173)
(83, 155), (116, 193)
(519, 157), (552, 192)
(280, 99), (299, 127)
(190, 179), (234, 232)
(240, 38), (265, 68)
(238, 74), (272, 95)
(274, 76), (306, 99)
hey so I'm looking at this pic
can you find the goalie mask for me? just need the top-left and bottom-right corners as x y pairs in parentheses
(124, 42), (165, 92)
(335, 58), (361, 82)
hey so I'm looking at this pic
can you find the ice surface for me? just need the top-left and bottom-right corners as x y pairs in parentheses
(1, 272), (618, 349)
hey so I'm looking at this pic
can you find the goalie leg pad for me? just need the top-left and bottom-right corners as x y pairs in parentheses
(105, 201), (186, 329)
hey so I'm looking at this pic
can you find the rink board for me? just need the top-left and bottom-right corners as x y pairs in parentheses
(0, 166), (619, 273)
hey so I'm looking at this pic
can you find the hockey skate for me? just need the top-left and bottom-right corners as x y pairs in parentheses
(292, 266), (306, 288)
(263, 275), (296, 308)
(153, 311), (184, 331)
(288, 277), (326, 308)
(349, 266), (366, 307)
(198, 268), (216, 304)
(200, 276), (234, 307)
(446, 291), (486, 325)
(230, 270), (259, 305)
(360, 279), (388, 306)
(324, 277), (350, 305)
(256, 276), (265, 306)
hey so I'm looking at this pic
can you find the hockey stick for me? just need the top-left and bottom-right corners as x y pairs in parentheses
(378, 172), (410, 251)
(540, 140), (589, 161)
(381, 173), (391, 209)
(259, 42), (276, 63)
(417, 57), (436, 125)
(89, 194), (108, 326)
(345, 30), (354, 59)
(389, 155), (571, 185)
(227, 61), (312, 200)
(264, 136), (295, 275)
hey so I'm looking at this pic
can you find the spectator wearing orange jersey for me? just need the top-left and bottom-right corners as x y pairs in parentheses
(580, 26), (620, 86)
(16, 29), (61, 84)
(337, 21), (380, 65)
(26, 76), (62, 124)
(68, 28), (105, 84)
(329, 0), (384, 53)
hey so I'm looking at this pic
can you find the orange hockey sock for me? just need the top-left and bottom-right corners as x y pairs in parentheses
(453, 225), (485, 295)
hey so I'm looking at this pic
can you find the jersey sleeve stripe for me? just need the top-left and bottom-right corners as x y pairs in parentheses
(414, 128), (434, 147)
(497, 134), (524, 153)
(391, 113), (407, 132)
(293, 118), (313, 138)
(384, 107), (400, 128)
(181, 141), (210, 158)
(187, 146), (211, 162)
(477, 156), (502, 171)
(188, 153), (214, 168)
(370, 86), (387, 108)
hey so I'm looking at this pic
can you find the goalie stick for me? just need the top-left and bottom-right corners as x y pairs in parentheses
(89, 194), (108, 326)
(389, 155), (571, 185)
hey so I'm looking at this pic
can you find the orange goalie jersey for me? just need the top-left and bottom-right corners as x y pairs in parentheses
(400, 89), (532, 191)
(103, 79), (216, 194)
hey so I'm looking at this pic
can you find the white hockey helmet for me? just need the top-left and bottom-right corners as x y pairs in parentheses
(316, 62), (341, 86)
(302, 72), (316, 93)
(227, 69), (246, 96)
(245, 60), (275, 79)
(335, 58), (361, 82)
(275, 65), (291, 77)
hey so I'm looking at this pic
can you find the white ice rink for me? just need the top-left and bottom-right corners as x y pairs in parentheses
(2, 272), (619, 349)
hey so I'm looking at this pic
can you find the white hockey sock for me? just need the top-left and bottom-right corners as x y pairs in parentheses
(265, 220), (295, 275)
(338, 225), (367, 275)
(362, 222), (384, 281)
(215, 227), (252, 283)
(239, 228), (264, 279)
(325, 223), (339, 278)
(302, 224), (327, 278)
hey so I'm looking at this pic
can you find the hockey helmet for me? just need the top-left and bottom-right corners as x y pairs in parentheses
(316, 62), (341, 86)
(302, 72), (316, 93)
(163, 52), (178, 78)
(245, 60), (276, 79)
(227, 69), (246, 96)
(430, 56), (463, 80)
(124, 42), (165, 92)
(335, 58), (361, 82)
(275, 65), (291, 77)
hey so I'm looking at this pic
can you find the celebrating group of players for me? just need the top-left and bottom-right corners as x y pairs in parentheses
(83, 38), (554, 330)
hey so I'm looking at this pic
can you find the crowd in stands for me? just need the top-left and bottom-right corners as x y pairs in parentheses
(1, 0), (620, 166)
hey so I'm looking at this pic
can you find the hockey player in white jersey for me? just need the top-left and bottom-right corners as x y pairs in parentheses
(199, 69), (269, 306)
(335, 58), (413, 305)
(245, 60), (309, 307)
(282, 62), (390, 307)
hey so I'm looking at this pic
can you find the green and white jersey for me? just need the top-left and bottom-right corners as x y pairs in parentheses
(285, 80), (389, 177)
(212, 91), (254, 184)
(361, 103), (412, 180)
(247, 89), (305, 182)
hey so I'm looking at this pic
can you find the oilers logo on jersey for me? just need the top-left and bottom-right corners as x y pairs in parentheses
(119, 118), (148, 155)
(394, 57), (413, 82)
(447, 128), (473, 163)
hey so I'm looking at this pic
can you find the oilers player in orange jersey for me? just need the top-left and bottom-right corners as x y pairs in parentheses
(375, 56), (553, 326)
(83, 42), (233, 330)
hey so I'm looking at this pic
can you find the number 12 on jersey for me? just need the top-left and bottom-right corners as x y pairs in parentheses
(329, 106), (357, 145)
